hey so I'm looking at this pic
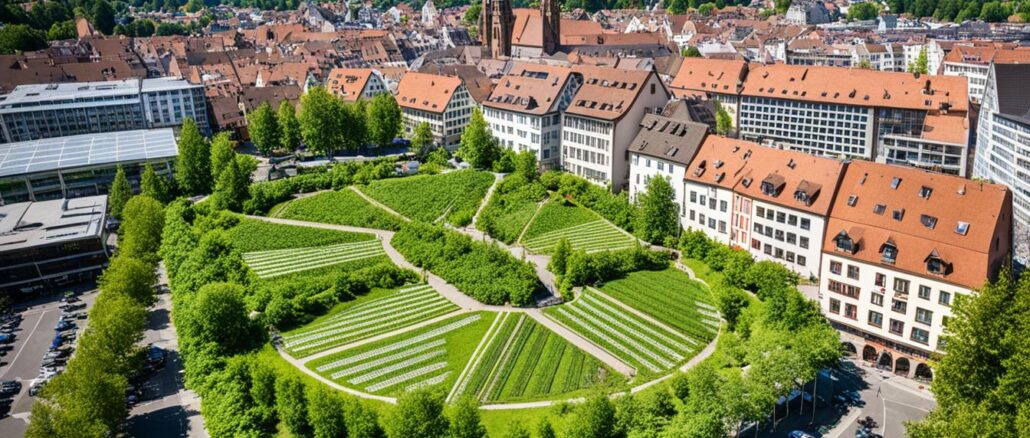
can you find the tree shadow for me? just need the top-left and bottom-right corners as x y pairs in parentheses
(125, 405), (197, 438)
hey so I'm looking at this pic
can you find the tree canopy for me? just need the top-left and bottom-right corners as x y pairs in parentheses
(247, 102), (281, 156)
(175, 118), (212, 196)
(108, 166), (132, 219)
(457, 107), (500, 169)
(634, 176), (679, 244)
(366, 92), (402, 148)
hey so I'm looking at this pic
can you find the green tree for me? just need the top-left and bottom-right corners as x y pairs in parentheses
(91, 0), (115, 35)
(847, 1), (881, 20)
(909, 46), (929, 74)
(184, 0), (204, 12)
(342, 100), (368, 151)
(175, 118), (212, 195)
(667, 0), (689, 14)
(247, 102), (280, 156)
(0, 24), (46, 54)
(411, 121), (436, 159)
(366, 92), (402, 148)
(513, 150), (539, 181)
(714, 101), (732, 135)
(714, 282), (749, 330)
(140, 163), (170, 203)
(682, 46), (702, 57)
(548, 238), (572, 275)
(979, 1), (1010, 21)
(47, 20), (77, 40)
(299, 87), (344, 159)
(504, 422), (531, 438)
(276, 374), (311, 438)
(98, 256), (157, 306)
(249, 360), (277, 426)
(308, 385), (347, 438)
(108, 166), (132, 219)
(857, 59), (873, 69)
(184, 282), (257, 354)
(278, 100), (301, 151)
(26, 360), (127, 437)
(118, 195), (165, 263)
(345, 400), (384, 438)
(463, 2), (482, 24)
(449, 396), (486, 438)
(635, 175), (678, 243)
(566, 393), (619, 438)
(209, 132), (236, 181)
(385, 389), (449, 438)
(212, 155), (251, 212)
(698, 2), (717, 15)
(77, 291), (147, 375)
(457, 107), (499, 169)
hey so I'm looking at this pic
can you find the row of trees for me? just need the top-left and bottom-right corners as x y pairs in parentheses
(175, 118), (257, 210)
(248, 88), (402, 157)
(27, 194), (166, 436)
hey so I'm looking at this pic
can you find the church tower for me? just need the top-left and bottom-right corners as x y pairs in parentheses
(541, 0), (560, 55)
(480, 0), (513, 58)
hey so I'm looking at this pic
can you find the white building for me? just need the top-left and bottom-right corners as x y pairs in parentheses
(973, 61), (1030, 264)
(681, 136), (741, 246)
(561, 66), (670, 191)
(482, 63), (582, 169)
(396, 72), (473, 151)
(421, 0), (438, 27)
(626, 110), (709, 210)
(325, 68), (388, 102)
(821, 160), (1012, 380)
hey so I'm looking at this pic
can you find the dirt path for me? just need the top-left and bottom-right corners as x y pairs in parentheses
(348, 186), (411, 222)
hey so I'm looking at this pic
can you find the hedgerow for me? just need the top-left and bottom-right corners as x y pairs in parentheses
(541, 171), (638, 232)
(244, 158), (397, 215)
(390, 221), (542, 306)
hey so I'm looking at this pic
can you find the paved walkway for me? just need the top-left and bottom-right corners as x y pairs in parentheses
(348, 186), (411, 222)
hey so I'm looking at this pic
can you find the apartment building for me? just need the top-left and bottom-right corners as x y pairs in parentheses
(669, 58), (747, 126)
(396, 72), (474, 151)
(680, 136), (844, 277)
(821, 160), (1012, 379)
(325, 68), (388, 102)
(561, 66), (670, 191)
(626, 110), (709, 209)
(0, 77), (209, 143)
(482, 63), (583, 169)
(737, 65), (971, 176)
(973, 61), (1030, 264)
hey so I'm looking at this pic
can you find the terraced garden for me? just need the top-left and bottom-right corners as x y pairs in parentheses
(521, 201), (637, 254)
(242, 240), (388, 279)
(361, 170), (495, 225)
(450, 313), (622, 403)
(229, 218), (376, 252)
(282, 284), (459, 357)
(544, 289), (701, 377)
(277, 189), (404, 230)
(307, 312), (496, 396)
(599, 268), (721, 343)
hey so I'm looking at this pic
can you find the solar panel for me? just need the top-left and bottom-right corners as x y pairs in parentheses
(0, 129), (178, 178)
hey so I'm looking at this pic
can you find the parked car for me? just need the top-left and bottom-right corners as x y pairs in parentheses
(146, 345), (167, 369)
(28, 381), (46, 397)
(0, 381), (21, 397)
(60, 296), (80, 304)
(50, 334), (62, 350)
(789, 431), (816, 438)
(55, 321), (76, 332)
(41, 356), (67, 368)
(44, 349), (70, 360)
(0, 334), (13, 344)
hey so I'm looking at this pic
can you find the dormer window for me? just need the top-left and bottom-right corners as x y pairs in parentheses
(873, 203), (886, 215)
(880, 240), (898, 265)
(834, 230), (856, 254)
(919, 186), (933, 199)
(890, 177), (902, 190)
(920, 214), (937, 229)
(892, 208), (905, 221)
(955, 221), (970, 235)
(761, 174), (786, 196)
(925, 249), (948, 275)
(847, 195), (857, 207)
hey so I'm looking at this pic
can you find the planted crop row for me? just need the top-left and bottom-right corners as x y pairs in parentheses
(522, 219), (637, 254)
(229, 218), (376, 253)
(243, 240), (388, 278)
(600, 268), (719, 341)
(484, 318), (535, 401)
(453, 313), (521, 399)
(278, 189), (404, 231)
(362, 170), (495, 226)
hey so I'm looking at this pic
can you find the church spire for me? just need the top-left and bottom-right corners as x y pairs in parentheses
(480, 0), (513, 58)
(541, 0), (560, 55)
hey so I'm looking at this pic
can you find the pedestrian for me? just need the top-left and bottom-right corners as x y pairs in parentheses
(876, 387), (881, 397)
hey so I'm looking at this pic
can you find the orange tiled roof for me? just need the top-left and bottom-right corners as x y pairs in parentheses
(919, 112), (968, 145)
(564, 66), (660, 121)
(670, 58), (747, 96)
(326, 68), (375, 102)
(483, 63), (575, 115)
(742, 64), (969, 113)
(395, 72), (462, 114)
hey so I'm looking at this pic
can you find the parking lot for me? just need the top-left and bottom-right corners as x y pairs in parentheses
(0, 286), (97, 437)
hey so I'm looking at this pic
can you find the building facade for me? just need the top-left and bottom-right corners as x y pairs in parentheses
(626, 113), (708, 210)
(325, 68), (388, 102)
(0, 78), (208, 143)
(396, 72), (473, 151)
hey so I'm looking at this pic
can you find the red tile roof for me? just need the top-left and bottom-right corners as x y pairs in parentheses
(483, 62), (575, 115)
(564, 66), (663, 121)
(326, 68), (375, 101)
(396, 72), (462, 114)
(670, 58), (747, 97)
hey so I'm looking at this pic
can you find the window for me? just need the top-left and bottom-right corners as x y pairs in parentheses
(829, 298), (841, 314)
(847, 265), (860, 280)
(830, 261), (842, 275)
(797, 255), (806, 266)
(919, 186), (933, 199)
(927, 256), (945, 275)
(828, 280), (859, 298)
(799, 236), (809, 249)
(868, 310), (883, 327)
(800, 218), (811, 230)
(915, 308), (933, 325)
(788, 215), (798, 226)
(720, 200), (728, 212)
(690, 191), (697, 203)
(718, 221), (727, 233)
(775, 230), (784, 241)
(955, 221), (970, 235)
(890, 176), (902, 189)
(920, 214), (938, 229)
(700, 195), (707, 205)
(764, 244), (772, 255)
(871, 292), (884, 306)
(752, 239), (761, 250)
(939, 291), (952, 306)
(708, 218), (716, 229)
(891, 299), (907, 314)
(889, 319), (905, 335)
(786, 233), (796, 245)
(911, 327), (930, 345)
(892, 209), (905, 221)
(689, 210), (695, 221)
(875, 273), (886, 287)
(881, 243), (897, 264)
(873, 203), (886, 215)
(776, 212), (786, 223)
(847, 195), (858, 206)
(918, 285), (931, 300)
(756, 206), (765, 217)
(894, 278), (910, 294)
(845, 304), (857, 320)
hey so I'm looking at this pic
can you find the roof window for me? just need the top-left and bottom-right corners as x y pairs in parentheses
(892, 208), (905, 221)
(880, 240), (898, 265)
(955, 221), (970, 235)
(920, 214), (937, 229)
(834, 230), (856, 254)
(847, 195), (857, 207)
(919, 186), (933, 199)
(873, 203), (886, 215)
(890, 177), (902, 190)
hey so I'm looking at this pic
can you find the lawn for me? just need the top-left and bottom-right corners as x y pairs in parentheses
(451, 313), (623, 403)
(282, 284), (459, 357)
(521, 201), (636, 254)
(242, 240), (388, 279)
(361, 170), (495, 225)
(278, 190), (404, 231)
(680, 258), (723, 288)
(229, 218), (376, 253)
(544, 289), (700, 378)
(306, 312), (497, 396)
(599, 267), (720, 343)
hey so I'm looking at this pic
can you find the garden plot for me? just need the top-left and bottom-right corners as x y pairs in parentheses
(278, 189), (404, 231)
(243, 240), (387, 279)
(451, 313), (621, 403)
(522, 220), (637, 254)
(307, 312), (497, 396)
(545, 290), (698, 376)
(283, 284), (459, 357)
(599, 268), (721, 343)
(361, 170), (494, 225)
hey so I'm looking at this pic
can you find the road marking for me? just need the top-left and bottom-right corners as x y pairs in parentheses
(1, 309), (50, 380)
(883, 397), (931, 413)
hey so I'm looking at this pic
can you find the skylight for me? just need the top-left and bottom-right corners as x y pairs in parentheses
(873, 203), (886, 215)
(919, 186), (933, 199)
(955, 221), (970, 235)
(920, 214), (937, 229)
(847, 195), (857, 207)
(892, 209), (905, 221)
(890, 177), (902, 190)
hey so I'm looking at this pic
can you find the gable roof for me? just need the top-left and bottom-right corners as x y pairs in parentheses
(326, 68), (375, 101)
(629, 114), (708, 166)
(483, 62), (575, 115)
(395, 72), (462, 114)
(564, 66), (665, 121)
(825, 160), (1011, 289)
(670, 58), (747, 96)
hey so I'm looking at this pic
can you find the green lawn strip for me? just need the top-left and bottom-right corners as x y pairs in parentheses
(526, 335), (566, 397)
(680, 257), (724, 288)
(458, 313), (520, 399)
(229, 217), (377, 252)
(307, 312), (497, 396)
(599, 269), (719, 341)
(484, 317), (534, 401)
(521, 201), (603, 241)
(286, 297), (460, 358)
(480, 406), (555, 437)
(278, 189), (404, 231)
(362, 170), (494, 224)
